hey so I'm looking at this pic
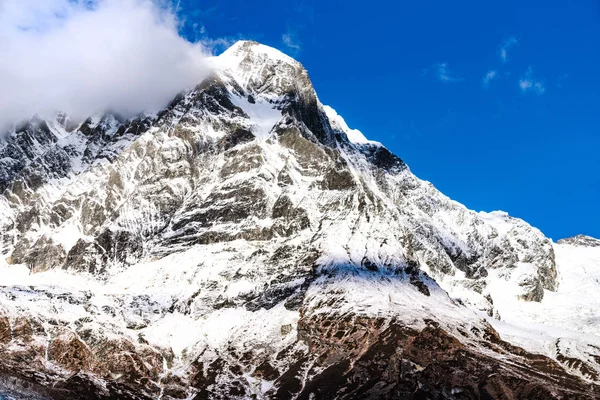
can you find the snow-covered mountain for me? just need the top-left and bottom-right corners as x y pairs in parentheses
(0, 40), (599, 399)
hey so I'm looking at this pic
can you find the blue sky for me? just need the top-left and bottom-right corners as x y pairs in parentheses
(173, 0), (600, 240)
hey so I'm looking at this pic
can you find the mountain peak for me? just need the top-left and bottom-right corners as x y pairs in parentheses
(557, 234), (600, 247)
(219, 40), (298, 67)
(212, 40), (306, 100)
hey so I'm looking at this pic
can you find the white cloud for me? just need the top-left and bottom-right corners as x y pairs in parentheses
(519, 79), (533, 91)
(519, 67), (546, 95)
(424, 63), (464, 83)
(499, 36), (518, 63)
(282, 31), (301, 52)
(482, 70), (498, 88)
(0, 0), (213, 130)
(534, 81), (546, 95)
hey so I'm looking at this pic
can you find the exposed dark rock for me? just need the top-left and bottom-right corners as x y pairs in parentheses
(517, 275), (545, 302)
(277, 127), (330, 171)
(409, 273), (431, 296)
(12, 235), (67, 273)
(63, 239), (104, 274)
(0, 316), (11, 344)
(322, 167), (356, 191)
(360, 144), (406, 173)
(286, 315), (598, 400)
(219, 144), (264, 178)
(218, 128), (255, 151)
(48, 332), (95, 372)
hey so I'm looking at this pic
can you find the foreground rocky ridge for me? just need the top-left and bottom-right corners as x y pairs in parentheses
(0, 41), (598, 398)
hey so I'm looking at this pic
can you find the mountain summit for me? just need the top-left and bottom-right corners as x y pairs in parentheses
(0, 41), (599, 399)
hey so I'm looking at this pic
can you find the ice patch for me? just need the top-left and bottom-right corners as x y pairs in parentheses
(229, 93), (282, 139)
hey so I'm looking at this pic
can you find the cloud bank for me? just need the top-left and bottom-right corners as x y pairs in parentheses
(0, 0), (212, 130)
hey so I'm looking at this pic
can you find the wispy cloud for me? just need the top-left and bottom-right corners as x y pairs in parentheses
(282, 31), (301, 53)
(423, 63), (465, 83)
(192, 24), (240, 54)
(533, 82), (546, 95)
(201, 36), (238, 54)
(499, 36), (518, 63)
(482, 70), (498, 88)
(519, 67), (546, 95)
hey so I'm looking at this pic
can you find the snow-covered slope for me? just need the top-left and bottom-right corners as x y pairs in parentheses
(485, 239), (600, 382)
(0, 41), (598, 399)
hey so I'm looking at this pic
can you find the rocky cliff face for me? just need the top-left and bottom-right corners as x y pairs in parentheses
(0, 41), (598, 399)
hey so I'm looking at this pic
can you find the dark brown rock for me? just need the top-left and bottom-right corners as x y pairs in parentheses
(48, 332), (95, 372)
(0, 316), (11, 345)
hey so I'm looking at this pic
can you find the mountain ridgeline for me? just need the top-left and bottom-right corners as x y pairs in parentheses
(0, 41), (599, 399)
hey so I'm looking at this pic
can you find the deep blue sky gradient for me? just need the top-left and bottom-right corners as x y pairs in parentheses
(175, 0), (600, 240)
